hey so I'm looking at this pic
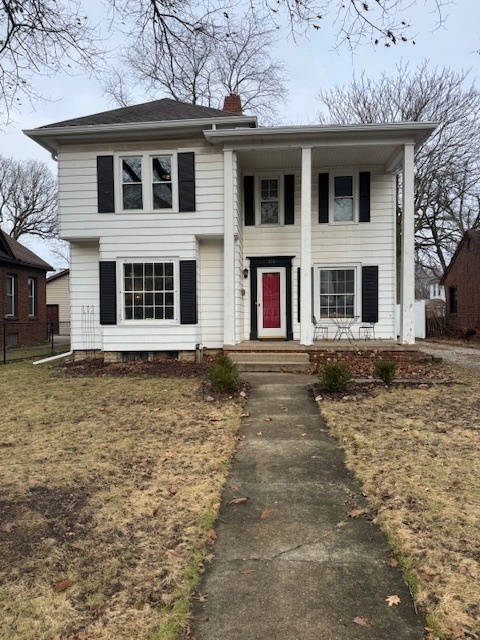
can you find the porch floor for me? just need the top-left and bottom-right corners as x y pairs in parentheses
(224, 339), (416, 352)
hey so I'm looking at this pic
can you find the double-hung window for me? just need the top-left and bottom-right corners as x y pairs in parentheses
(260, 178), (280, 225)
(123, 262), (175, 321)
(28, 277), (36, 316)
(331, 172), (356, 223)
(120, 154), (175, 212)
(319, 268), (356, 318)
(6, 275), (16, 317)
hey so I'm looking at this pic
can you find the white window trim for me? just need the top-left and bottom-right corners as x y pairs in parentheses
(314, 263), (361, 320)
(28, 277), (36, 316)
(6, 274), (15, 317)
(255, 174), (284, 227)
(118, 258), (179, 325)
(329, 169), (359, 225)
(116, 151), (179, 214)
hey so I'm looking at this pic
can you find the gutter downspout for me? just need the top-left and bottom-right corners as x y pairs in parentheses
(33, 350), (73, 365)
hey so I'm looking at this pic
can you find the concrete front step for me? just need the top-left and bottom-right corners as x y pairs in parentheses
(228, 352), (311, 372)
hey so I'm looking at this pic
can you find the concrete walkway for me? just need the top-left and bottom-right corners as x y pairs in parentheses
(191, 374), (424, 640)
(419, 340), (480, 371)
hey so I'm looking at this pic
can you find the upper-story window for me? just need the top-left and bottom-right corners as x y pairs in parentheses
(119, 153), (176, 212)
(122, 158), (143, 210)
(152, 156), (173, 209)
(260, 178), (279, 224)
(28, 277), (37, 316)
(6, 275), (16, 317)
(333, 175), (354, 222)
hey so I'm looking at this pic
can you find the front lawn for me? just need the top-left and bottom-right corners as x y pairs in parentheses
(319, 364), (480, 639)
(0, 361), (241, 640)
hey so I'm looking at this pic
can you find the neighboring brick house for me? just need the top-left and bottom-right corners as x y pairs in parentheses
(442, 229), (480, 332)
(0, 230), (53, 346)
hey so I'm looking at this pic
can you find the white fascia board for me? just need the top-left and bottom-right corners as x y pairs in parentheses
(24, 115), (257, 156)
(204, 122), (438, 149)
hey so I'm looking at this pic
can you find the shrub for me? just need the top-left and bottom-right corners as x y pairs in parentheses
(375, 359), (397, 385)
(320, 361), (352, 393)
(209, 355), (240, 393)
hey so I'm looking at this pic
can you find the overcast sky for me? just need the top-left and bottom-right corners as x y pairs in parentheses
(1, 0), (479, 269)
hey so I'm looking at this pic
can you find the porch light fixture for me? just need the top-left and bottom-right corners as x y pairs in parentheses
(243, 268), (249, 279)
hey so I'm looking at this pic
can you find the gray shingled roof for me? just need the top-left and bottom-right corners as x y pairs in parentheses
(40, 98), (243, 129)
(0, 230), (53, 271)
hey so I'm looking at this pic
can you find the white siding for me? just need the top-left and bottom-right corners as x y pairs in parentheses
(199, 238), (224, 348)
(57, 139), (225, 241)
(70, 242), (103, 350)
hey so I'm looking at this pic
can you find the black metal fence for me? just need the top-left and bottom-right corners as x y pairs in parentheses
(1, 321), (71, 364)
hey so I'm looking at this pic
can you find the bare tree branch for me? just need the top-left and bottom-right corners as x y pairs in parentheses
(0, 155), (58, 240)
(318, 61), (480, 275)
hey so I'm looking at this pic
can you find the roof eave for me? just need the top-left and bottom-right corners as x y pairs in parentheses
(24, 115), (258, 155)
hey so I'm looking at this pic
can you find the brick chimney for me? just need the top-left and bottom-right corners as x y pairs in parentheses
(223, 94), (242, 115)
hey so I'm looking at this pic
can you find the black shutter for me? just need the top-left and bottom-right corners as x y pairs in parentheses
(284, 174), (295, 225)
(178, 152), (196, 212)
(362, 265), (378, 323)
(318, 173), (329, 223)
(180, 260), (197, 324)
(97, 156), (115, 213)
(359, 171), (371, 222)
(99, 261), (117, 325)
(244, 176), (255, 226)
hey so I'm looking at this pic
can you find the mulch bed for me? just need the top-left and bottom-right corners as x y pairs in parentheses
(60, 357), (210, 378)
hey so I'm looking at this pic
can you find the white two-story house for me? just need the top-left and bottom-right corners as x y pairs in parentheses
(25, 97), (435, 358)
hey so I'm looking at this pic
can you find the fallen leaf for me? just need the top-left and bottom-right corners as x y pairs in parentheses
(55, 578), (73, 593)
(212, 503), (220, 511)
(256, 431), (263, 436)
(264, 417), (273, 421)
(193, 592), (209, 602)
(260, 507), (272, 519)
(301, 433), (307, 436)
(164, 451), (173, 458)
(419, 572), (439, 581)
(242, 569), (255, 575)
(198, 563), (205, 574)
(451, 626), (464, 638)
(230, 484), (241, 490)
(210, 417), (221, 422)
(281, 406), (288, 411)
(166, 550), (177, 558)
(388, 558), (399, 568)
(205, 530), (217, 546)
(241, 412), (250, 418)
(168, 486), (178, 495)
(347, 509), (365, 519)
(353, 616), (370, 627)
(386, 595), (401, 606)
(99, 407), (107, 412)
(229, 497), (249, 505)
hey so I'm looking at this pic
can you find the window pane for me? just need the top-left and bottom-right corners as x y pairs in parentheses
(124, 262), (175, 322)
(152, 156), (171, 182)
(333, 198), (353, 222)
(318, 269), (355, 318)
(123, 184), (143, 209)
(334, 176), (353, 197)
(261, 179), (278, 200)
(123, 158), (142, 183)
(153, 183), (173, 209)
(261, 202), (279, 224)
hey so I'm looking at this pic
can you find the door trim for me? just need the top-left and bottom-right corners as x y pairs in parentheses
(247, 256), (294, 341)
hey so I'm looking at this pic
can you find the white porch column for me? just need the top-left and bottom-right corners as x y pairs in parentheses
(223, 149), (236, 345)
(300, 146), (313, 346)
(400, 143), (415, 344)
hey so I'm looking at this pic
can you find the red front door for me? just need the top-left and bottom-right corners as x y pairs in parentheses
(257, 268), (285, 338)
(262, 272), (281, 329)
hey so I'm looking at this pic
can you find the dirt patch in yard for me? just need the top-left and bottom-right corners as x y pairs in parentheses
(61, 357), (210, 378)
(318, 363), (480, 639)
(0, 361), (242, 640)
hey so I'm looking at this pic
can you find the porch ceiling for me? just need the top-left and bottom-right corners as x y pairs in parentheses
(237, 145), (396, 172)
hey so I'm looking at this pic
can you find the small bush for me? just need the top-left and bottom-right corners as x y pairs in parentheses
(209, 355), (240, 393)
(320, 361), (352, 393)
(375, 359), (397, 385)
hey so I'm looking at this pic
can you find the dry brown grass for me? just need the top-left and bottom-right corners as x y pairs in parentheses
(0, 361), (241, 640)
(319, 365), (480, 639)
